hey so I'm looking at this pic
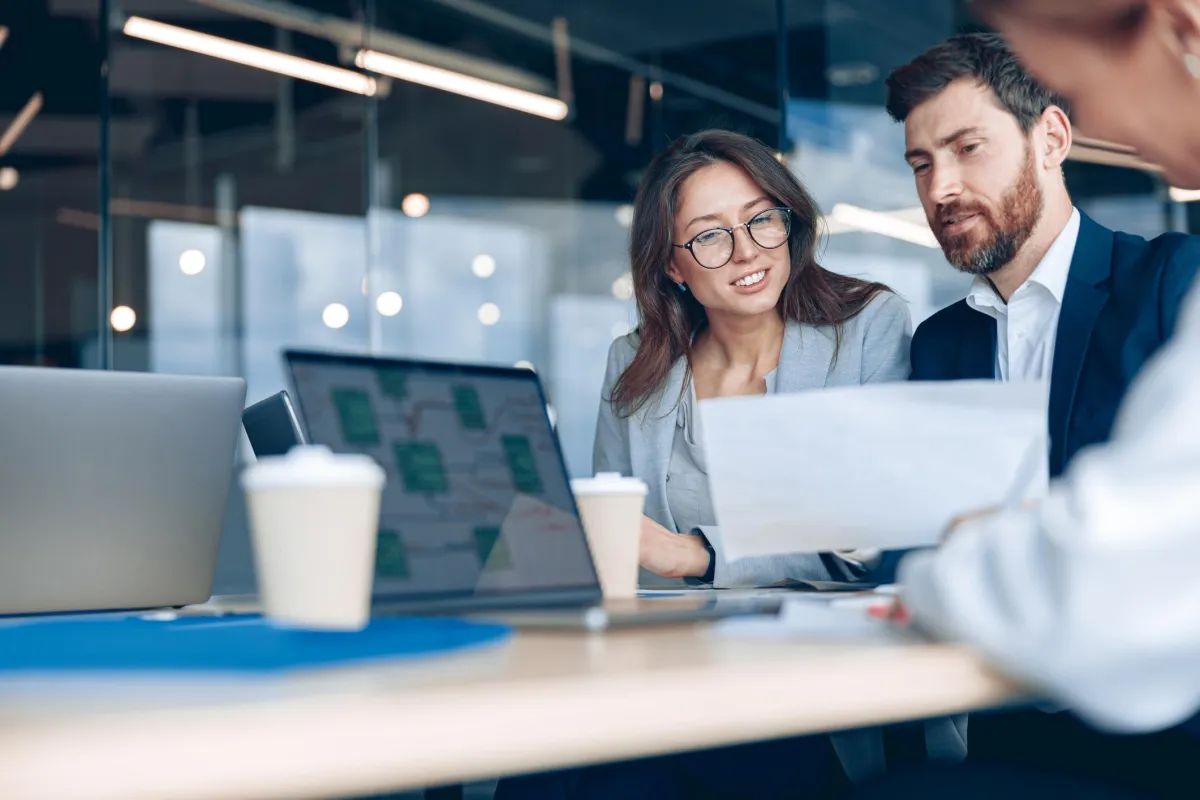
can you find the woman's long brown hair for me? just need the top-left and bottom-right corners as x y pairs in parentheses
(611, 129), (891, 416)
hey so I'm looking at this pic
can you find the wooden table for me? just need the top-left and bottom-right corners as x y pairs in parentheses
(0, 611), (1022, 800)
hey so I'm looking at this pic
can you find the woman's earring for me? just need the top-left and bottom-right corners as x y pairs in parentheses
(677, 283), (688, 293)
(1186, 52), (1200, 79)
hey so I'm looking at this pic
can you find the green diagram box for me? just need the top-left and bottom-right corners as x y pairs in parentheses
(377, 369), (409, 400)
(453, 385), (487, 430)
(501, 435), (543, 494)
(393, 442), (449, 493)
(375, 529), (409, 578)
(472, 527), (513, 571)
(332, 388), (379, 445)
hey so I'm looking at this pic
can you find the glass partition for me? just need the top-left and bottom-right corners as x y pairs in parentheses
(0, 1), (103, 368)
(75, 0), (1184, 598)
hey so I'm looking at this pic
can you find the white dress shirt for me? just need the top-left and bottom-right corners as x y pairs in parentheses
(965, 208), (1081, 382)
(900, 273), (1200, 734)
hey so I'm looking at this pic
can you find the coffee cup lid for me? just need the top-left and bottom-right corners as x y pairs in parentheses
(570, 472), (647, 496)
(241, 445), (386, 491)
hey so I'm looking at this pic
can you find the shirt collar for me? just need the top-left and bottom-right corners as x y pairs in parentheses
(964, 207), (1081, 317)
(1027, 207), (1080, 304)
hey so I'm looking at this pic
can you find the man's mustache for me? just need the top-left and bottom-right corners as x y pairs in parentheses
(933, 203), (988, 232)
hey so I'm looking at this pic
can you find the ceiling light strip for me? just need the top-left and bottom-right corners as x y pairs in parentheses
(1169, 187), (1200, 203)
(828, 203), (940, 249)
(122, 16), (377, 96)
(355, 49), (567, 120)
(1068, 136), (1163, 174)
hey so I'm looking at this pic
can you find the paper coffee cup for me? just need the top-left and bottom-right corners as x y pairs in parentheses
(570, 472), (647, 599)
(241, 446), (386, 630)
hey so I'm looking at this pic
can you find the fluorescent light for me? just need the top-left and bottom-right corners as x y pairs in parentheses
(828, 203), (940, 249)
(122, 16), (377, 96)
(0, 92), (43, 158)
(885, 206), (932, 225)
(1170, 187), (1200, 203)
(1069, 136), (1163, 174)
(355, 49), (568, 121)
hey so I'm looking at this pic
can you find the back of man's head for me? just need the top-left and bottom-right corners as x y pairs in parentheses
(885, 32), (1068, 130)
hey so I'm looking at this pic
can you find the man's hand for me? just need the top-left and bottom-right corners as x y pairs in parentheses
(638, 516), (711, 579)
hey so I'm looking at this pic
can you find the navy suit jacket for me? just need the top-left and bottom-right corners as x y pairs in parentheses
(911, 211), (1200, 477)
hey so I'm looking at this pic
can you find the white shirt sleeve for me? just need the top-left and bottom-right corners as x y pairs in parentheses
(899, 280), (1200, 734)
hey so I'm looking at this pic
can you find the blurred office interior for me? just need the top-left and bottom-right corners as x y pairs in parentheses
(0, 0), (1188, 594)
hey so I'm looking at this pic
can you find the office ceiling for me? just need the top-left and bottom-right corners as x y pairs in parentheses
(0, 0), (1148, 219)
(0, 0), (785, 208)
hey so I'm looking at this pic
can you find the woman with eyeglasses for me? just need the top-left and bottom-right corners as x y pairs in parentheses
(494, 130), (912, 800)
(596, 128), (911, 590)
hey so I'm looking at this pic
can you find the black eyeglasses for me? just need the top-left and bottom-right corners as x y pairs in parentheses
(672, 207), (792, 270)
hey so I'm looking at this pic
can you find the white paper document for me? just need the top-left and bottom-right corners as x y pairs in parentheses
(699, 380), (1049, 560)
(711, 598), (899, 640)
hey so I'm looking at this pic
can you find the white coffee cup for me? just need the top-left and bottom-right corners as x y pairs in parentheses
(570, 472), (647, 599)
(241, 445), (386, 631)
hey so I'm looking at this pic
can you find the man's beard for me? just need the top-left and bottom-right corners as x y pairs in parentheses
(934, 148), (1044, 276)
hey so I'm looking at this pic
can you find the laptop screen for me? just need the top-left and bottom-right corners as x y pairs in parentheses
(285, 351), (600, 602)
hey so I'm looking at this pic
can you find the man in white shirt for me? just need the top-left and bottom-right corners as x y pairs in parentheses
(962, 208), (1078, 383)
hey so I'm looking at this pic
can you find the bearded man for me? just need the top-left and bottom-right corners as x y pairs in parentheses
(876, 30), (1200, 784)
(888, 32), (1200, 479)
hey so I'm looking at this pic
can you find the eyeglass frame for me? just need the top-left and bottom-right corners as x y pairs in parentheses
(670, 207), (793, 270)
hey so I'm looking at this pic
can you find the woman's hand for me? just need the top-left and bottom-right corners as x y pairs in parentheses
(638, 516), (711, 579)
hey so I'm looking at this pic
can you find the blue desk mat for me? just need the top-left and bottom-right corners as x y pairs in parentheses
(0, 615), (512, 673)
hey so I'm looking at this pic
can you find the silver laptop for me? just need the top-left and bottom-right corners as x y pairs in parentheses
(0, 366), (246, 615)
(283, 350), (782, 629)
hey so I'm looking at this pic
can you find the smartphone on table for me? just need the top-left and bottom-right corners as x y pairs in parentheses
(241, 390), (307, 458)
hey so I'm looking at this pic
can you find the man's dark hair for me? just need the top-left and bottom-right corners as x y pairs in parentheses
(885, 32), (1068, 130)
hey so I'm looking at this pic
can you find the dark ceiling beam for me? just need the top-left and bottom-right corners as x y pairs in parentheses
(49, 0), (227, 18)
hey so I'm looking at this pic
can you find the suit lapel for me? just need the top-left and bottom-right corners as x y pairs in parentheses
(1047, 213), (1113, 475)
(774, 321), (835, 393)
(629, 355), (688, 532)
(959, 314), (997, 380)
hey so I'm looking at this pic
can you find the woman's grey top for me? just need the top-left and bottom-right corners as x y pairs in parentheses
(594, 292), (914, 589)
(662, 368), (875, 588)
(665, 370), (777, 541)
(591, 291), (967, 778)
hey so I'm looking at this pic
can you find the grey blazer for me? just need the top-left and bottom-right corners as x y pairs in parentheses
(594, 291), (912, 588)
(591, 291), (967, 780)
